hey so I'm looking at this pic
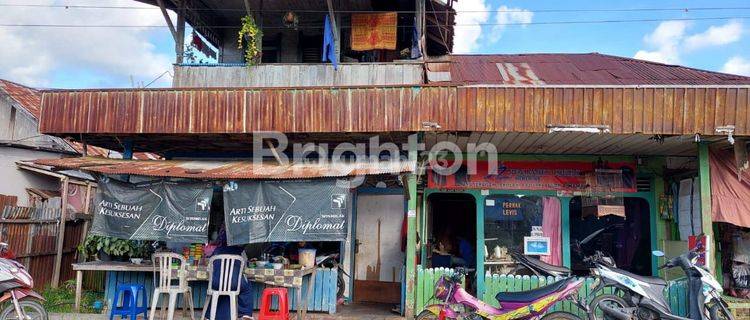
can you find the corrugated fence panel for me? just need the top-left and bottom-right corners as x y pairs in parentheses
(0, 205), (85, 289)
(40, 87), (750, 136)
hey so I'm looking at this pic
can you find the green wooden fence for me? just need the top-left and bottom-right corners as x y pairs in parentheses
(415, 266), (688, 317)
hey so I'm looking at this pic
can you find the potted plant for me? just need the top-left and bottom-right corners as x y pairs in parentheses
(129, 241), (154, 262)
(237, 15), (262, 65)
(78, 235), (139, 262)
(78, 235), (103, 261)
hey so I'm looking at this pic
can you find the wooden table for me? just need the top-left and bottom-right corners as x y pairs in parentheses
(73, 262), (318, 319)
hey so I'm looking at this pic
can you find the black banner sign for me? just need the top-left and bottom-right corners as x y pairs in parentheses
(223, 179), (349, 245)
(91, 177), (213, 242)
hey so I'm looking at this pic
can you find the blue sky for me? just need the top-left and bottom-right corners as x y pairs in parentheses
(0, 0), (748, 88)
(455, 0), (749, 75)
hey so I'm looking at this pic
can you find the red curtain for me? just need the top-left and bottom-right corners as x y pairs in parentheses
(710, 147), (750, 228)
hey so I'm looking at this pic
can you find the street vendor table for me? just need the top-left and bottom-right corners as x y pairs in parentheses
(72, 261), (209, 312)
(73, 262), (320, 319)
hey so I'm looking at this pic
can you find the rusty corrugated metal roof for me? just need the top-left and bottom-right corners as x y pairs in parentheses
(0, 79), (42, 118)
(438, 53), (750, 85)
(33, 157), (415, 179)
(0, 79), (159, 159)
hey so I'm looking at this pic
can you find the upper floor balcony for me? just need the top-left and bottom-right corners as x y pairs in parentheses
(172, 62), (425, 87)
(136, 0), (455, 87)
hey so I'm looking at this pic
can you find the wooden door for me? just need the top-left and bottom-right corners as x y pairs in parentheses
(353, 194), (404, 304)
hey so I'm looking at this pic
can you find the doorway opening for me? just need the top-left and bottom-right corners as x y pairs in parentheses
(569, 197), (652, 275)
(427, 193), (476, 288)
(352, 193), (405, 311)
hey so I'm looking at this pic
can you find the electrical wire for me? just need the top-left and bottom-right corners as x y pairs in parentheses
(0, 16), (747, 29)
(0, 3), (749, 14)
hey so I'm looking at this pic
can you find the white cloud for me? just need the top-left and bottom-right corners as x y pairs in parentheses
(684, 20), (743, 50)
(634, 20), (745, 65)
(452, 0), (490, 53)
(633, 21), (689, 64)
(722, 56), (750, 76)
(0, 0), (175, 88)
(491, 6), (533, 42)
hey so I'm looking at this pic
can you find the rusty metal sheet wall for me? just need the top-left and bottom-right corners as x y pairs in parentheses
(40, 86), (750, 136)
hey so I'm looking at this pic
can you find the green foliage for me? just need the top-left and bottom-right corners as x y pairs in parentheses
(78, 235), (153, 260)
(237, 15), (262, 65)
(41, 280), (103, 313)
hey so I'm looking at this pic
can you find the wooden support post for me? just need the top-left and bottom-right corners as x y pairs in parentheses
(560, 196), (572, 267)
(79, 183), (93, 263)
(155, 0), (177, 39)
(52, 177), (69, 288)
(123, 140), (133, 160)
(475, 193), (485, 298)
(698, 143), (716, 275)
(176, 2), (186, 64)
(404, 146), (418, 318)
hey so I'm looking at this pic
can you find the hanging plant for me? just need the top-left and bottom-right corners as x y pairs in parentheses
(238, 15), (262, 65)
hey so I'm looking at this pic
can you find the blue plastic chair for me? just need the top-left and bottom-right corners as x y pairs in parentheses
(111, 283), (148, 320)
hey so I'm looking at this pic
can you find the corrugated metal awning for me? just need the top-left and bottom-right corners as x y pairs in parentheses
(33, 157), (415, 180)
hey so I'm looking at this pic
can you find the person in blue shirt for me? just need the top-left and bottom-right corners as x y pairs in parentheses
(205, 227), (254, 320)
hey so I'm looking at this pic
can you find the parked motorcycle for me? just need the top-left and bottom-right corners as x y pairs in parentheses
(0, 242), (47, 320)
(511, 225), (621, 278)
(509, 250), (572, 278)
(315, 253), (349, 301)
(588, 248), (734, 320)
(416, 268), (585, 320)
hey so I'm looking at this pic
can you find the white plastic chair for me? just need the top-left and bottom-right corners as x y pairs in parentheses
(201, 254), (247, 320)
(150, 252), (195, 320)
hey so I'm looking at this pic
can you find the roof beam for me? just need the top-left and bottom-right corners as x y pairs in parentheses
(155, 0), (177, 40)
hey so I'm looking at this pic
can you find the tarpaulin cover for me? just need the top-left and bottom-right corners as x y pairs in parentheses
(710, 148), (750, 228)
(223, 179), (349, 245)
(91, 177), (213, 242)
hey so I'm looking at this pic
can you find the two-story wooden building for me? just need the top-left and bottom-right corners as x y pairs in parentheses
(31, 0), (750, 318)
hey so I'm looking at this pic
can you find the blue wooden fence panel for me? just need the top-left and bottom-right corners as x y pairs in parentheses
(104, 268), (338, 314)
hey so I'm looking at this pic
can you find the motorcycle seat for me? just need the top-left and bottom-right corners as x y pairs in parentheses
(612, 267), (667, 286)
(495, 277), (576, 303)
(521, 256), (572, 275)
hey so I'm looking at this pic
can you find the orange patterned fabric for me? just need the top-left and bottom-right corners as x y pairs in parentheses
(350, 12), (398, 51)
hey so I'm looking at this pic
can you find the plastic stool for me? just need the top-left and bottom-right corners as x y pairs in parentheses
(258, 288), (289, 320)
(110, 283), (148, 320)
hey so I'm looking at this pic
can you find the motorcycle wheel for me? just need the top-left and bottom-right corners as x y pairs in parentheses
(542, 311), (582, 320)
(708, 301), (735, 320)
(0, 299), (48, 320)
(415, 309), (441, 320)
(588, 294), (630, 320)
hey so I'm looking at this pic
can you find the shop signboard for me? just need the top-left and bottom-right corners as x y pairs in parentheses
(223, 179), (349, 245)
(428, 160), (637, 192)
(485, 196), (525, 221)
(91, 177), (213, 242)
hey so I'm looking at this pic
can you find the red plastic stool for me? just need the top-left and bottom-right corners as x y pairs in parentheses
(258, 288), (289, 320)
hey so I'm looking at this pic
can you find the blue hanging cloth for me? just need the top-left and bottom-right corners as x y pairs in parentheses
(322, 15), (338, 70)
(411, 16), (422, 59)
